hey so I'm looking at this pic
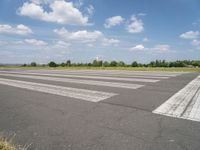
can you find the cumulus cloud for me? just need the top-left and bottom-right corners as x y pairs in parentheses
(104, 16), (124, 28)
(54, 27), (103, 43)
(130, 44), (170, 53)
(102, 38), (120, 46)
(127, 15), (144, 33)
(18, 0), (89, 25)
(152, 45), (170, 53)
(24, 39), (48, 46)
(130, 44), (145, 51)
(180, 31), (199, 39)
(86, 5), (94, 16)
(0, 38), (48, 46)
(30, 0), (63, 5)
(53, 40), (70, 48)
(0, 24), (33, 35)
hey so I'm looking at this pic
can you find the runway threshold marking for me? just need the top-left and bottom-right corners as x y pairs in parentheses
(34, 70), (184, 77)
(0, 73), (144, 89)
(0, 78), (117, 102)
(153, 75), (200, 122)
(0, 71), (160, 82)
(33, 71), (180, 77)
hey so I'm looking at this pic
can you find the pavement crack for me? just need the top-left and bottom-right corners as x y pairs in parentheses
(101, 101), (151, 113)
(153, 117), (164, 142)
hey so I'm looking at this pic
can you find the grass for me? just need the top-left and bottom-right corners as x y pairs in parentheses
(0, 66), (200, 72)
(0, 138), (19, 150)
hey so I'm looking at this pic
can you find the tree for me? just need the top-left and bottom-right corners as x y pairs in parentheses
(110, 61), (117, 67)
(30, 62), (37, 67)
(118, 61), (125, 67)
(48, 61), (57, 67)
(131, 61), (138, 67)
(60, 62), (65, 67)
(92, 60), (103, 67)
(66, 60), (71, 67)
(103, 61), (110, 67)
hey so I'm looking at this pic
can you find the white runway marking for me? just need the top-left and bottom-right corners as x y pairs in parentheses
(26, 70), (183, 77)
(153, 75), (200, 122)
(0, 78), (117, 102)
(0, 73), (144, 89)
(0, 71), (169, 79)
(0, 71), (160, 83)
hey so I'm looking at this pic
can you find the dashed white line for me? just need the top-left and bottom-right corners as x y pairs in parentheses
(0, 78), (117, 102)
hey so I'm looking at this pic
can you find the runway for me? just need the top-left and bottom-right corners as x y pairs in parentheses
(0, 69), (199, 150)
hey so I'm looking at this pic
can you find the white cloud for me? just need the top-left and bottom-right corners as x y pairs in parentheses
(138, 13), (146, 16)
(130, 44), (170, 53)
(54, 27), (120, 47)
(0, 24), (33, 35)
(191, 39), (200, 46)
(54, 27), (103, 43)
(30, 0), (62, 5)
(180, 31), (199, 39)
(127, 15), (144, 33)
(152, 45), (170, 53)
(104, 16), (124, 28)
(143, 37), (149, 42)
(86, 5), (94, 16)
(102, 38), (120, 46)
(19, 0), (89, 25)
(130, 44), (145, 51)
(53, 40), (70, 48)
(30, 0), (50, 4)
(24, 39), (48, 46)
(0, 38), (48, 47)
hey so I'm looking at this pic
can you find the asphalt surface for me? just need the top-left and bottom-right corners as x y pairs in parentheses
(0, 69), (199, 150)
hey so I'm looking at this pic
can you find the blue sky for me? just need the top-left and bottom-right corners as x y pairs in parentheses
(0, 0), (200, 64)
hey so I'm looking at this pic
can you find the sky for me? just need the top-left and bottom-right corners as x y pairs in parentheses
(0, 0), (200, 64)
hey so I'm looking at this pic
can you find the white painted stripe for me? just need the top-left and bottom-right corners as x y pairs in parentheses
(0, 71), (169, 79)
(0, 73), (144, 89)
(153, 75), (200, 122)
(0, 71), (159, 82)
(0, 78), (117, 102)
(27, 70), (181, 77)
(30, 69), (185, 75)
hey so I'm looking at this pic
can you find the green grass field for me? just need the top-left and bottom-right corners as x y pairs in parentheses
(0, 66), (200, 72)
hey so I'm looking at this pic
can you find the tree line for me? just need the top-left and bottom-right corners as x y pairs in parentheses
(23, 59), (200, 68)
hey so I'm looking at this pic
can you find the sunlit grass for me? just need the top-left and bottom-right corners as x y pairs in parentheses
(0, 66), (200, 72)
(0, 138), (19, 150)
